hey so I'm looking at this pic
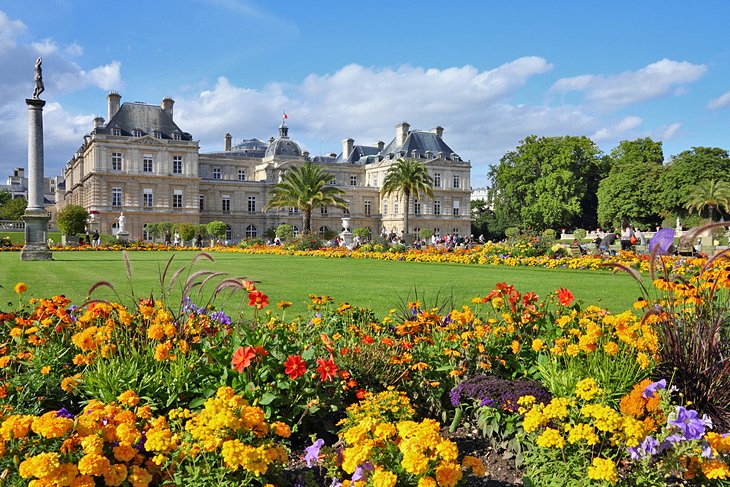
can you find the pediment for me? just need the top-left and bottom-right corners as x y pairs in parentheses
(128, 135), (166, 146)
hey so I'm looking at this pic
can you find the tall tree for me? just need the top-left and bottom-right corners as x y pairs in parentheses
(491, 135), (607, 231)
(658, 147), (730, 216)
(0, 197), (27, 220)
(381, 158), (434, 237)
(264, 162), (348, 234)
(684, 179), (730, 222)
(597, 138), (665, 228)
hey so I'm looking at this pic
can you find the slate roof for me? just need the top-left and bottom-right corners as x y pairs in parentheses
(93, 102), (193, 140)
(335, 145), (381, 164)
(380, 130), (458, 161)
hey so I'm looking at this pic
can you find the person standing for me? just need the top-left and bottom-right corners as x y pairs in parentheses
(173, 231), (181, 246)
(164, 231), (172, 246)
(620, 219), (634, 251)
(92, 230), (100, 247)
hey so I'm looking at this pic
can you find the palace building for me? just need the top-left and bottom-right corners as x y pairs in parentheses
(56, 92), (472, 242)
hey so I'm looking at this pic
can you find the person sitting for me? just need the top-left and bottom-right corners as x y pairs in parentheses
(599, 233), (617, 255)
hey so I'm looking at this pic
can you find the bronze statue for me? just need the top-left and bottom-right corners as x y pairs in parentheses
(32, 58), (44, 99)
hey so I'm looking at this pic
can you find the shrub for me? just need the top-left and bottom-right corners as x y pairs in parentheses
(504, 226), (520, 238)
(206, 220), (227, 240)
(573, 228), (587, 240)
(419, 227), (434, 240)
(352, 227), (370, 239)
(175, 222), (196, 242)
(541, 228), (557, 242)
(275, 223), (294, 241)
(56, 204), (88, 235)
(292, 233), (323, 250)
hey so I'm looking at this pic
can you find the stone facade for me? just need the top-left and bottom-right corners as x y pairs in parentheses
(56, 93), (472, 242)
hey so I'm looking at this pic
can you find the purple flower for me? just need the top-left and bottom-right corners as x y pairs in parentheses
(642, 379), (666, 399)
(305, 438), (325, 467)
(55, 407), (73, 418)
(641, 435), (659, 456)
(352, 462), (374, 482)
(701, 441), (714, 458)
(330, 480), (342, 487)
(669, 406), (707, 440)
(628, 446), (642, 460)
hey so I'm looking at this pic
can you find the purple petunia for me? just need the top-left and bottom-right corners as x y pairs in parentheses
(628, 435), (659, 460)
(668, 406), (710, 441)
(642, 379), (666, 399)
(352, 462), (374, 482)
(305, 438), (325, 467)
(55, 407), (73, 418)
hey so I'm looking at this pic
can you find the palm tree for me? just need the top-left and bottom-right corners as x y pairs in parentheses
(685, 179), (730, 222)
(381, 158), (434, 238)
(264, 162), (348, 234)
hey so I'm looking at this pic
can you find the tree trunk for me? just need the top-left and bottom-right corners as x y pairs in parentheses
(303, 209), (311, 234)
(709, 204), (715, 222)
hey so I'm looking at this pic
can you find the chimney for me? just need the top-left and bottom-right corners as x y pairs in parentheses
(395, 122), (410, 147)
(433, 126), (444, 138)
(377, 140), (385, 152)
(161, 97), (174, 118)
(303, 150), (310, 160)
(107, 92), (121, 121)
(224, 133), (232, 152)
(93, 116), (105, 129)
(342, 138), (354, 160)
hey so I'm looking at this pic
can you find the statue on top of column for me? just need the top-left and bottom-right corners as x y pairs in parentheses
(32, 58), (44, 99)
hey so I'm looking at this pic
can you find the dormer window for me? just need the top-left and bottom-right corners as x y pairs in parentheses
(133, 129), (143, 137)
(111, 128), (121, 136)
(173, 132), (182, 141)
(154, 131), (162, 139)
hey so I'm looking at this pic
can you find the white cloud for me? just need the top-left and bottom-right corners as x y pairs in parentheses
(707, 90), (730, 110)
(0, 10), (25, 49)
(659, 122), (682, 140)
(551, 58), (707, 108)
(83, 61), (123, 91)
(590, 116), (642, 141)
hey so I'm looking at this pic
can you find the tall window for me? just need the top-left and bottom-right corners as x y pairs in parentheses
(350, 175), (358, 186)
(238, 170), (246, 181)
(434, 172), (441, 188)
(453, 174), (461, 189)
(364, 200), (372, 215)
(320, 205), (328, 215)
(226, 225), (232, 241)
(199, 194), (204, 211)
(112, 152), (122, 171)
(383, 201), (388, 215)
(173, 156), (183, 174)
(394, 201), (399, 215)
(212, 168), (221, 180)
(373, 174), (379, 186)
(292, 225), (300, 237)
(222, 195), (230, 213)
(247, 196), (256, 212)
(143, 189), (153, 208)
(245, 225), (257, 238)
(288, 207), (299, 214)
(143, 155), (153, 173)
(434, 200), (441, 215)
(414, 200), (421, 215)
(112, 187), (122, 207)
(343, 206), (350, 215)
(318, 226), (329, 237)
(452, 200), (460, 216)
(173, 190), (183, 209)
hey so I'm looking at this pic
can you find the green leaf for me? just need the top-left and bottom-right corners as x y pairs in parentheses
(258, 393), (277, 405)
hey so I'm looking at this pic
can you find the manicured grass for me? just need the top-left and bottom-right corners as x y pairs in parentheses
(0, 250), (643, 317)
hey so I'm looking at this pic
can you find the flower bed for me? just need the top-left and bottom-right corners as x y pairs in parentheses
(1, 254), (729, 485)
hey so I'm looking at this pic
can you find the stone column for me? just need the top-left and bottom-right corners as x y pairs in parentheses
(21, 98), (52, 261)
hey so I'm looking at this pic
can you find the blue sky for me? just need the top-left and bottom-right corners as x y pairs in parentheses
(2, 0), (730, 188)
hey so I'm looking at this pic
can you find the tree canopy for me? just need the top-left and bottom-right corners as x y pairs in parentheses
(684, 179), (730, 222)
(657, 147), (730, 216)
(265, 162), (348, 234)
(490, 135), (607, 231)
(597, 138), (665, 228)
(381, 158), (434, 236)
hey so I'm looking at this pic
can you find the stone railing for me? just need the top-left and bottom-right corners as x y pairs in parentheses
(0, 220), (58, 232)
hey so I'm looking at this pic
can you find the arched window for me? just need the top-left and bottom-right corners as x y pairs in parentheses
(143, 224), (151, 241)
(292, 225), (300, 237)
(226, 225), (232, 241)
(111, 222), (119, 236)
(318, 226), (329, 237)
(245, 225), (257, 238)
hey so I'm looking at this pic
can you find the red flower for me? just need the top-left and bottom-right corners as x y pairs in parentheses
(253, 345), (269, 358)
(316, 358), (338, 382)
(557, 288), (574, 307)
(248, 290), (269, 309)
(284, 355), (307, 380)
(355, 389), (367, 399)
(231, 345), (256, 373)
(362, 335), (374, 345)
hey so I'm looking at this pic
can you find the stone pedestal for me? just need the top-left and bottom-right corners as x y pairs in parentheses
(117, 232), (130, 243)
(21, 98), (52, 260)
(340, 217), (353, 246)
(20, 210), (52, 260)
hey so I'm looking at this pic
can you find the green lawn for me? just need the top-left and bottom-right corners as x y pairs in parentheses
(0, 250), (643, 317)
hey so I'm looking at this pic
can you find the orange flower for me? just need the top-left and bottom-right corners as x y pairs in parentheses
(14, 282), (27, 294)
(557, 288), (574, 306)
(248, 291), (269, 309)
(231, 345), (256, 373)
(284, 355), (307, 380)
(315, 358), (338, 382)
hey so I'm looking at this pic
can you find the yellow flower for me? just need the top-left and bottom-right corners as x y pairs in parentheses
(587, 457), (618, 484)
(40, 365), (51, 375)
(462, 455), (486, 476)
(14, 282), (27, 294)
(531, 338), (544, 352)
(371, 469), (398, 487)
(434, 462), (462, 487)
(536, 427), (565, 449)
(574, 378), (602, 401)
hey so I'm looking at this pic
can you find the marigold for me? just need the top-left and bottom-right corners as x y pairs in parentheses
(14, 282), (27, 294)
(434, 462), (462, 487)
